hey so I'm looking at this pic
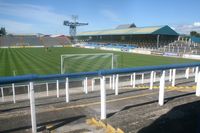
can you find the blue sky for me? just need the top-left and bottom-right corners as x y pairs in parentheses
(0, 0), (200, 35)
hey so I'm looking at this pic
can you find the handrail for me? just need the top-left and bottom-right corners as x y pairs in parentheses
(1, 62), (200, 132)
(0, 62), (200, 85)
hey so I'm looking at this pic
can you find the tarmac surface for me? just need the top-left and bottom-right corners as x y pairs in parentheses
(0, 73), (200, 133)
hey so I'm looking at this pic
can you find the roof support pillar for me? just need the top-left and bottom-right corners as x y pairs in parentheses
(157, 35), (160, 49)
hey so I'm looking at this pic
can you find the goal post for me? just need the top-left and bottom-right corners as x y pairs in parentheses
(61, 53), (116, 74)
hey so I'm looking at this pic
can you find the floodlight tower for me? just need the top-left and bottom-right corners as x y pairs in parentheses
(63, 15), (88, 43)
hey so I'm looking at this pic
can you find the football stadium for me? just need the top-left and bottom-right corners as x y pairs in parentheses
(1, 1), (200, 133)
(0, 25), (198, 77)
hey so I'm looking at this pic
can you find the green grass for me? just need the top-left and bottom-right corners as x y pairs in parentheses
(0, 47), (198, 77)
(63, 54), (115, 73)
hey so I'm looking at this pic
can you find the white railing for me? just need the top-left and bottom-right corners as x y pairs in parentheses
(1, 63), (200, 133)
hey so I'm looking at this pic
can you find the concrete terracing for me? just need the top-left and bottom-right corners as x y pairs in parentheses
(0, 75), (199, 133)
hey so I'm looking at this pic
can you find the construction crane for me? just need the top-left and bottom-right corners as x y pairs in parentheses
(63, 15), (88, 42)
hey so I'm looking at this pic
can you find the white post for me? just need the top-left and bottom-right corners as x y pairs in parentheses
(56, 80), (59, 98)
(61, 56), (63, 74)
(153, 71), (156, 82)
(150, 71), (154, 90)
(46, 83), (49, 96)
(92, 78), (95, 91)
(28, 85), (30, 98)
(192, 67), (195, 73)
(65, 78), (69, 103)
(1, 87), (4, 102)
(196, 72), (200, 96)
(100, 76), (106, 120)
(132, 73), (136, 88)
(185, 67), (189, 79)
(115, 74), (119, 95)
(85, 77), (88, 94)
(29, 82), (37, 133)
(12, 83), (16, 103)
(141, 73), (144, 84)
(195, 67), (199, 83)
(83, 79), (86, 92)
(130, 74), (133, 85)
(109, 76), (112, 89)
(169, 69), (172, 81)
(172, 69), (176, 87)
(159, 71), (165, 106)
(112, 75), (115, 90)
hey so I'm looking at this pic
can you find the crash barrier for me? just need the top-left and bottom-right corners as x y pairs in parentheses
(1, 62), (200, 133)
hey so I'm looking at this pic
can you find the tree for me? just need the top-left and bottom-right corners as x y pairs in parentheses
(0, 27), (6, 36)
(190, 31), (200, 37)
(190, 31), (197, 36)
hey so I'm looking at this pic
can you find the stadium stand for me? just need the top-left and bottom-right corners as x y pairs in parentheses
(0, 35), (71, 47)
(0, 36), (21, 46)
(78, 43), (137, 52)
(77, 25), (179, 49)
(159, 40), (200, 55)
(82, 43), (137, 51)
(22, 35), (41, 46)
(41, 37), (61, 46)
(76, 23), (200, 57)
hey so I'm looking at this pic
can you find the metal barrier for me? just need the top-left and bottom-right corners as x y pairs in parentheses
(1, 62), (200, 133)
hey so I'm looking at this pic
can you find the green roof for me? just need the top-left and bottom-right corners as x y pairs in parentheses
(77, 25), (179, 36)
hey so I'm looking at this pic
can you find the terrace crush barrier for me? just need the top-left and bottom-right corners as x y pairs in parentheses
(1, 62), (200, 133)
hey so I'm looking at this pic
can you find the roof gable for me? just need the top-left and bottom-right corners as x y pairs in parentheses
(152, 25), (179, 35)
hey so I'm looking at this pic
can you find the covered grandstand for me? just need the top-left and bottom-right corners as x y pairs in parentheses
(77, 25), (179, 48)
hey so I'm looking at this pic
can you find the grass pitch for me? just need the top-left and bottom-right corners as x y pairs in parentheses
(0, 47), (197, 76)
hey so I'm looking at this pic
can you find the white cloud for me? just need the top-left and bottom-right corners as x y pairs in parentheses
(174, 22), (200, 34)
(170, 26), (175, 30)
(0, 2), (69, 34)
(194, 22), (200, 27)
(100, 9), (120, 22)
(0, 3), (68, 25)
(0, 19), (36, 34)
